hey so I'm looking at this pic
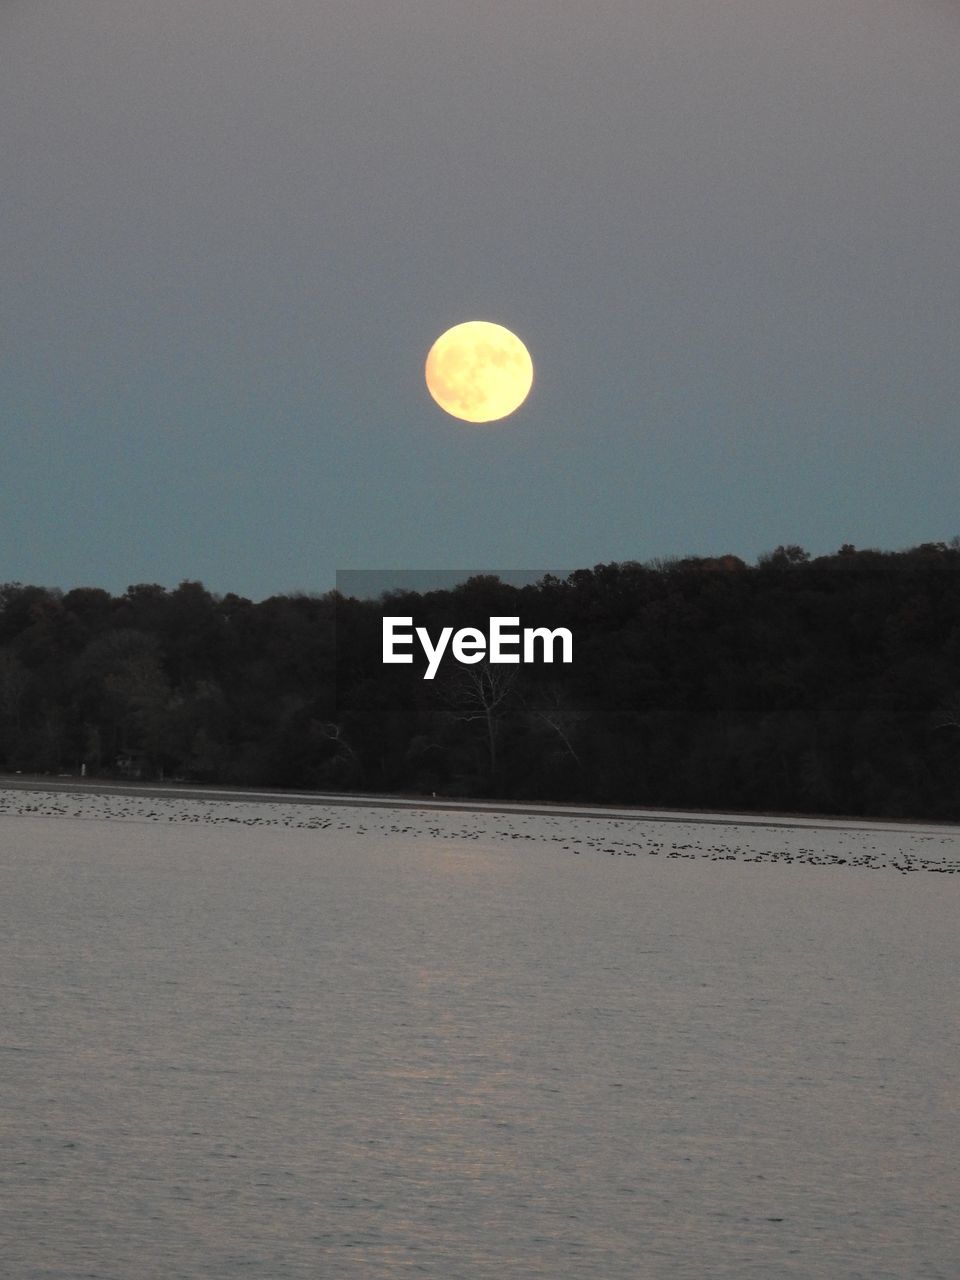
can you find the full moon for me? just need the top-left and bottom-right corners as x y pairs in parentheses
(425, 321), (534, 423)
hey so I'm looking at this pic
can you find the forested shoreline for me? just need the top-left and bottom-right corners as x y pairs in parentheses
(2, 541), (960, 821)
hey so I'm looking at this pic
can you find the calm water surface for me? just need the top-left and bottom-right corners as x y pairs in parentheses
(2, 812), (958, 1278)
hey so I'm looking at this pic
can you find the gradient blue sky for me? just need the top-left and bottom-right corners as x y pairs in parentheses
(2, 0), (958, 599)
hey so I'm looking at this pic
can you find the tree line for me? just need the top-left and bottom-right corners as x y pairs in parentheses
(2, 540), (960, 821)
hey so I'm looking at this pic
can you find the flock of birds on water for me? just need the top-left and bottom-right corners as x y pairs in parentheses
(1, 786), (958, 876)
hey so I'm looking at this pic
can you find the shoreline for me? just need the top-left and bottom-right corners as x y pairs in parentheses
(1, 773), (957, 837)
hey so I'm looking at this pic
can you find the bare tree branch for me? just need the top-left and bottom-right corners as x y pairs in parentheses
(523, 682), (584, 763)
(440, 662), (518, 777)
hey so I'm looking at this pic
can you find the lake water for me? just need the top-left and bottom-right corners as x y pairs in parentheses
(2, 791), (958, 1278)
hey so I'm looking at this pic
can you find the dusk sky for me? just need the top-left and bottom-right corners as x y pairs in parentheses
(2, 0), (958, 600)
